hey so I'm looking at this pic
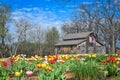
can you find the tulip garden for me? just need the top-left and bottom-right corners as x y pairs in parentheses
(1, 54), (120, 80)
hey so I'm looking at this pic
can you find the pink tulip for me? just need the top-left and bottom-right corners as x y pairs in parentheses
(26, 71), (33, 77)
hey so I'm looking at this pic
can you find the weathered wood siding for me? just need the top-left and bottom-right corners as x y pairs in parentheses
(76, 41), (105, 54)
(57, 46), (77, 54)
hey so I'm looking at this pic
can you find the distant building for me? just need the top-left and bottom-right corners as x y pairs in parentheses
(55, 32), (105, 54)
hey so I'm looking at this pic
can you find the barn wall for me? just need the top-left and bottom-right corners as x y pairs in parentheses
(57, 46), (77, 54)
(76, 40), (105, 54)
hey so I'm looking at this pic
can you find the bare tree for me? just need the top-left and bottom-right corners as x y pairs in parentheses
(62, 0), (120, 53)
(92, 0), (120, 53)
(27, 26), (45, 55)
(5, 33), (15, 57)
(13, 18), (32, 55)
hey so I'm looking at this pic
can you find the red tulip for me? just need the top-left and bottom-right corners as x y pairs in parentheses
(103, 60), (107, 65)
(50, 60), (54, 64)
(10, 59), (15, 64)
(53, 58), (58, 62)
(108, 57), (116, 63)
(2, 61), (8, 67)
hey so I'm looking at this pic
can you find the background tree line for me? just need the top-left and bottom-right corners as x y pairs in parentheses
(61, 0), (120, 54)
(0, 3), (59, 57)
(0, 0), (120, 57)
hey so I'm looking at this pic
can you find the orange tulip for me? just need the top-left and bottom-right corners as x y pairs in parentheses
(61, 60), (65, 64)
(48, 66), (52, 71)
(37, 64), (42, 68)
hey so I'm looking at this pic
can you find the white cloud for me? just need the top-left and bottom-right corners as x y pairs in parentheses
(11, 7), (64, 31)
(82, 2), (92, 5)
(12, 11), (23, 15)
(20, 8), (32, 11)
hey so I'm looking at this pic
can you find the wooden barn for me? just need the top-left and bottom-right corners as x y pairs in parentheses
(55, 32), (105, 54)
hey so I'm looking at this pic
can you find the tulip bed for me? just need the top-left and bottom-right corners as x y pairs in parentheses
(1, 54), (120, 80)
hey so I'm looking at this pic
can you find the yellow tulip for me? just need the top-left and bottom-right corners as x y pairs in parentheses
(88, 54), (91, 58)
(44, 66), (49, 70)
(92, 54), (96, 58)
(41, 64), (47, 68)
(70, 58), (74, 61)
(77, 54), (81, 57)
(15, 56), (20, 61)
(65, 56), (69, 60)
(37, 58), (43, 61)
(58, 55), (62, 59)
(15, 72), (22, 77)
(0, 59), (5, 62)
(116, 61), (120, 65)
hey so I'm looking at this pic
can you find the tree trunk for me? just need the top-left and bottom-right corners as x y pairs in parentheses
(1, 36), (5, 58)
(13, 42), (21, 56)
(86, 37), (89, 54)
(112, 27), (115, 53)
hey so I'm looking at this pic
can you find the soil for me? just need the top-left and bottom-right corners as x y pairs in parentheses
(9, 73), (38, 80)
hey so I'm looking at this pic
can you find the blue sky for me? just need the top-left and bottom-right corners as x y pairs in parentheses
(0, 0), (93, 31)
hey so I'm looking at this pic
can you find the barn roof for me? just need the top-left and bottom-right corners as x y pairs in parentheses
(55, 39), (86, 46)
(64, 32), (93, 40)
